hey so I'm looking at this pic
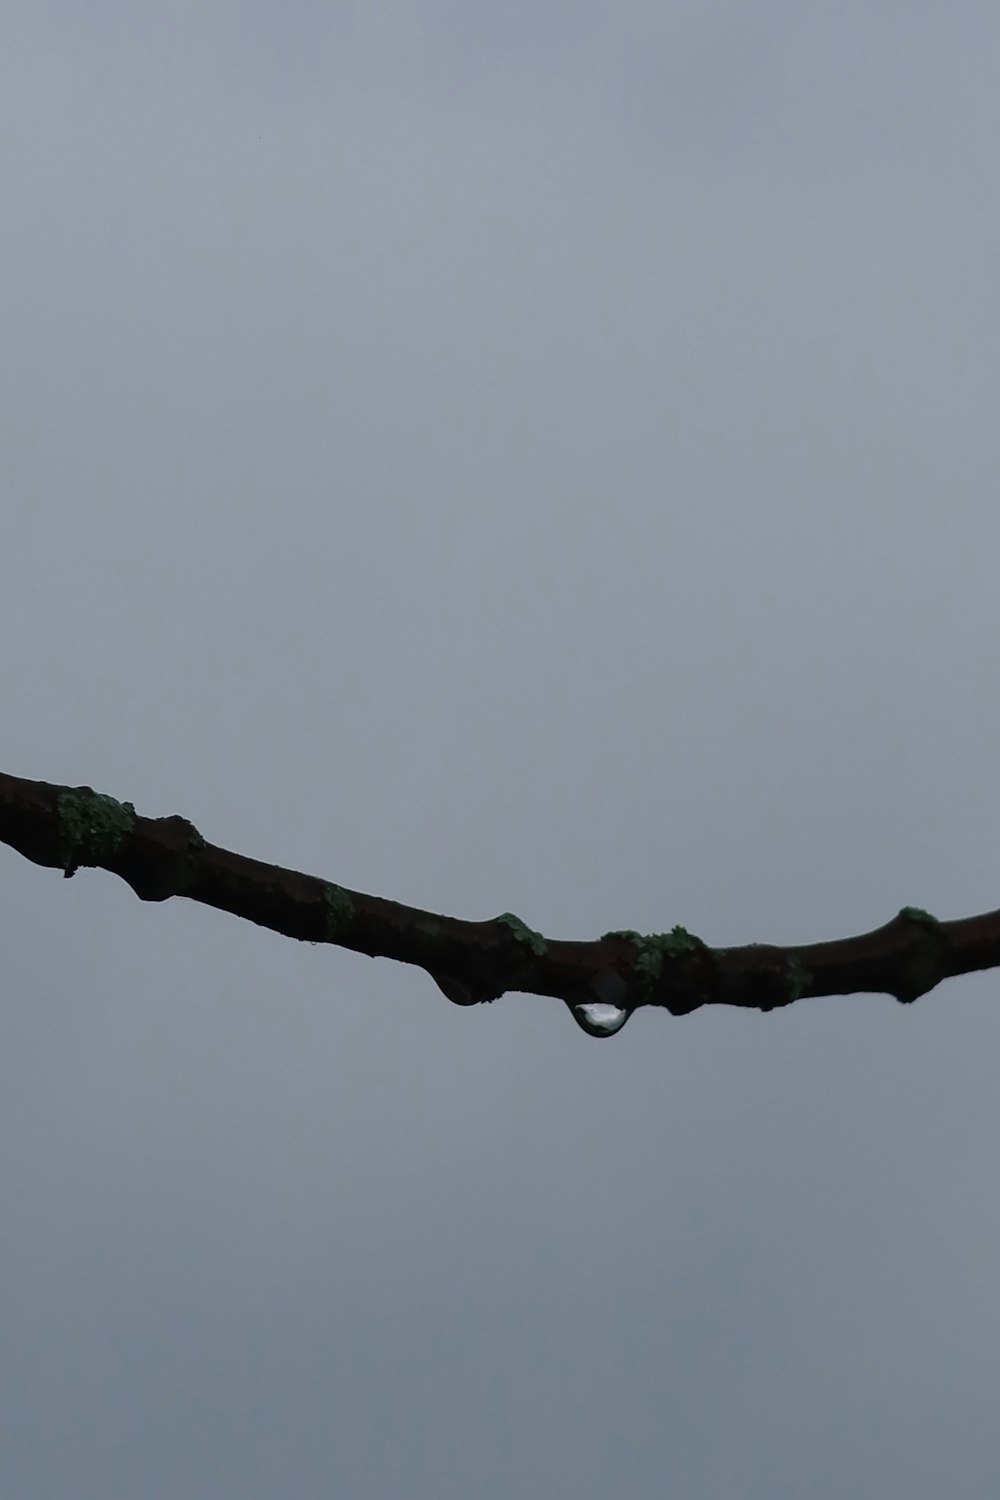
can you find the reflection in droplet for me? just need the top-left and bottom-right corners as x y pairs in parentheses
(571, 1001), (631, 1038)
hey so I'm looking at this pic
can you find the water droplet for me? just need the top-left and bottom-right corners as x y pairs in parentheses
(431, 973), (494, 1007)
(431, 973), (474, 1006)
(571, 1001), (630, 1038)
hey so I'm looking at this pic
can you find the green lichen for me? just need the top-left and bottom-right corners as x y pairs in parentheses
(634, 926), (705, 983)
(603, 925), (705, 989)
(322, 883), (355, 939)
(57, 790), (136, 874)
(495, 912), (548, 957)
(784, 955), (813, 1002)
(658, 925), (703, 957)
(900, 906), (939, 928)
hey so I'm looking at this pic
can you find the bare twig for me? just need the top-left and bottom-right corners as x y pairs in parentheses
(1, 770), (994, 1034)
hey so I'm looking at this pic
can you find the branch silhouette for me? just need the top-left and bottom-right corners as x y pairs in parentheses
(1, 770), (995, 1036)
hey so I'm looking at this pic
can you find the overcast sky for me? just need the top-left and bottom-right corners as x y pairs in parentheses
(3, 3), (1000, 1495)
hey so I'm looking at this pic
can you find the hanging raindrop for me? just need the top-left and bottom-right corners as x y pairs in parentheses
(571, 1001), (631, 1038)
(430, 973), (476, 1006)
(430, 973), (493, 1007)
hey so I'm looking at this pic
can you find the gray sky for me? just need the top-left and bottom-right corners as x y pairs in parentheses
(3, 3), (1000, 1495)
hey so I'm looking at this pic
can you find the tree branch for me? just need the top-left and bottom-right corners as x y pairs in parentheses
(1, 770), (995, 1036)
